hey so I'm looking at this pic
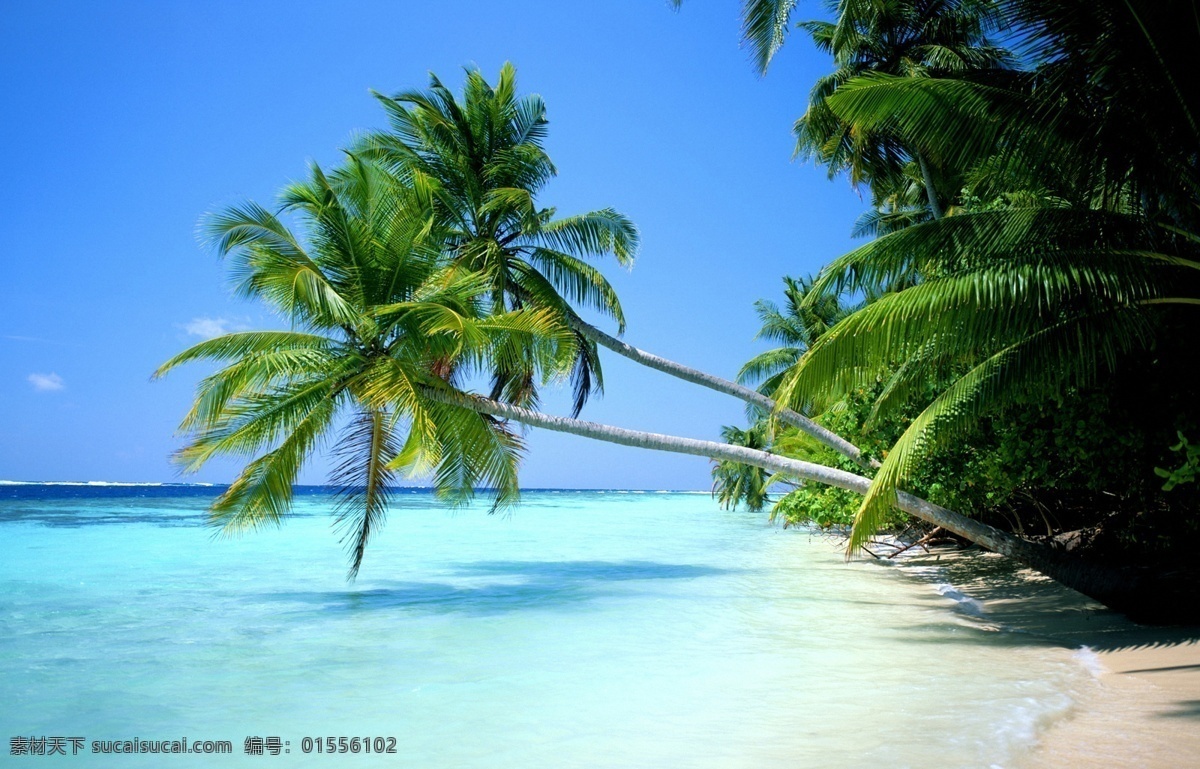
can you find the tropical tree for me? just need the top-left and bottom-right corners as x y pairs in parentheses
(358, 64), (878, 469)
(738, 274), (853, 399)
(158, 67), (887, 582)
(156, 157), (575, 577)
(162, 51), (1197, 619)
(797, 0), (1009, 218)
(158, 151), (1048, 589)
(713, 275), (852, 511)
(711, 422), (774, 511)
(355, 63), (637, 417)
(772, 0), (1200, 554)
(733, 0), (1011, 221)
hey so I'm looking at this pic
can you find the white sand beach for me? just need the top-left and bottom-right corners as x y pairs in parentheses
(1027, 639), (1200, 767)
(890, 547), (1200, 768)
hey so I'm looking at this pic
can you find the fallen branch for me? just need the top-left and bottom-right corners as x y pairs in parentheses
(888, 526), (945, 558)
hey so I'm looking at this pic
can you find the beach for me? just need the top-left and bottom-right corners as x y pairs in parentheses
(1031, 640), (1200, 767)
(889, 547), (1200, 768)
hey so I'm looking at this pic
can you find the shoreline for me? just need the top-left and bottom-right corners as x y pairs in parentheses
(886, 546), (1200, 768)
(1029, 639), (1200, 767)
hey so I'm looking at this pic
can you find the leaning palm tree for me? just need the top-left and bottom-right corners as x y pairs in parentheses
(359, 64), (877, 469)
(163, 153), (1027, 592)
(156, 156), (574, 577)
(161, 96), (1174, 619)
(163, 155), (1022, 591)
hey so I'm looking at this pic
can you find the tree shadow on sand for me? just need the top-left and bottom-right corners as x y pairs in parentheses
(872, 546), (1200, 654)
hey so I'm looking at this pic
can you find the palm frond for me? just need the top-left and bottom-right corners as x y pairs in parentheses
(846, 307), (1155, 552)
(741, 0), (800, 75)
(331, 408), (401, 580)
(522, 248), (627, 331)
(535, 209), (640, 267)
(154, 332), (336, 379)
(206, 395), (339, 533)
(174, 376), (345, 473)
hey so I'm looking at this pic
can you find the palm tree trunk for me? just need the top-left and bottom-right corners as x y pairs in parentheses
(435, 388), (1174, 618)
(916, 151), (945, 220)
(567, 314), (878, 470)
(440, 388), (1021, 548)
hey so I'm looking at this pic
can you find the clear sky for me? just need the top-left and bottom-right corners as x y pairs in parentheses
(0, 1), (870, 489)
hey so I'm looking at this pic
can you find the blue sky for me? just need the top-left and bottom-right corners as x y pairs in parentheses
(0, 1), (869, 489)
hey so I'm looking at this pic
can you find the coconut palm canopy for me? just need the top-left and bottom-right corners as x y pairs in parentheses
(156, 153), (577, 577)
(158, 65), (655, 577)
(710, 422), (774, 512)
(357, 63), (639, 416)
(730, 0), (1012, 230)
(792, 0), (1010, 206)
(738, 274), (854, 400)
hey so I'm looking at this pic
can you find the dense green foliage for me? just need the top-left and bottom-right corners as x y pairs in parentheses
(763, 0), (1195, 551)
(696, 0), (1200, 578)
(1156, 434), (1200, 493)
(793, 0), (1009, 229)
(770, 361), (1200, 562)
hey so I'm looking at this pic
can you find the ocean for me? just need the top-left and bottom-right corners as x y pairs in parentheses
(1, 485), (1106, 767)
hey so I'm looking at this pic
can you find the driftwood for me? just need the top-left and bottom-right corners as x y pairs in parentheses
(887, 527), (946, 558)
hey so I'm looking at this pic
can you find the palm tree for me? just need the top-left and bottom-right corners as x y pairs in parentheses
(358, 64), (879, 469)
(159, 68), (890, 582)
(729, 0), (1011, 220)
(711, 422), (774, 511)
(163, 152), (1039, 592)
(738, 275), (852, 399)
(161, 153), (1029, 588)
(773, 0), (1200, 553)
(159, 107), (1171, 619)
(356, 63), (637, 417)
(710, 275), (854, 511)
(156, 157), (573, 577)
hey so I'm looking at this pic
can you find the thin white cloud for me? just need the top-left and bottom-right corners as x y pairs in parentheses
(184, 316), (238, 339)
(28, 372), (65, 392)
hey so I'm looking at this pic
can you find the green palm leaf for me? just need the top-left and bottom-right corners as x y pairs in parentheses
(163, 145), (579, 577)
(845, 307), (1155, 552)
(355, 65), (636, 415)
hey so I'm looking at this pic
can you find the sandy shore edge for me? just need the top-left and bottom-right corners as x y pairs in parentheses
(886, 546), (1200, 768)
(1025, 639), (1200, 768)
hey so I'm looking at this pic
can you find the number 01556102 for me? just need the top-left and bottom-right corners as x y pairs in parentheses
(300, 737), (397, 754)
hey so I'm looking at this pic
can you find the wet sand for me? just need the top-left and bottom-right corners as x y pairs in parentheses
(887, 547), (1200, 768)
(1030, 639), (1200, 767)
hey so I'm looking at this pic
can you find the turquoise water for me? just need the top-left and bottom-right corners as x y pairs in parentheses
(1, 486), (1099, 767)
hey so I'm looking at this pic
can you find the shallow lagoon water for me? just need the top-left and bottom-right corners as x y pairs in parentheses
(1, 487), (1100, 767)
